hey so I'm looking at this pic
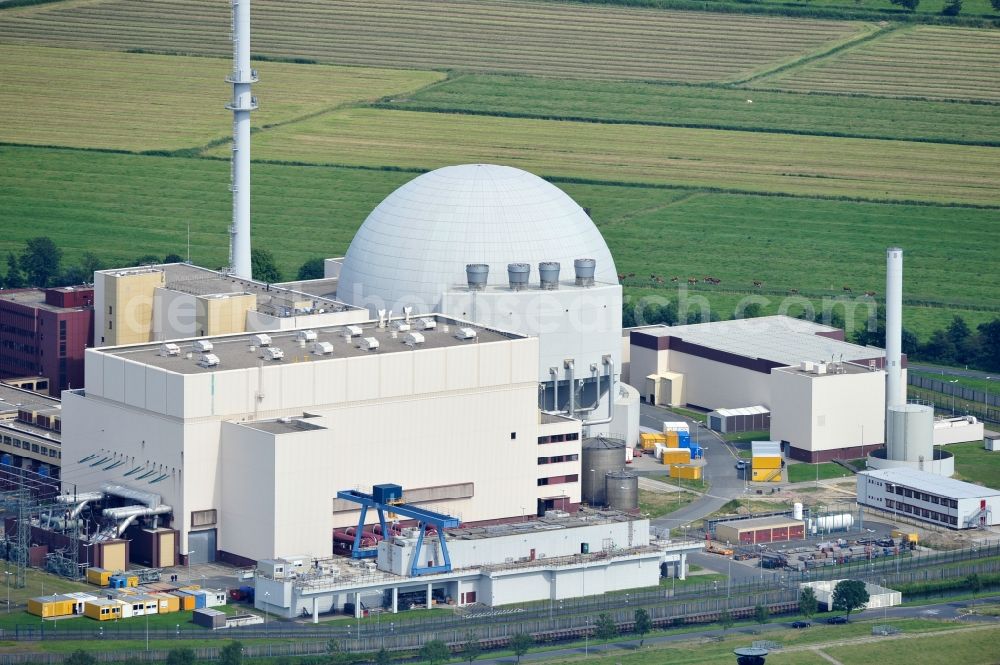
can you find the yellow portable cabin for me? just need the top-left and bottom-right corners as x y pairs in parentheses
(27, 595), (76, 618)
(152, 592), (180, 613)
(84, 598), (124, 621)
(86, 567), (112, 587)
(665, 431), (680, 448)
(170, 591), (197, 611)
(670, 464), (702, 480)
(661, 448), (692, 465)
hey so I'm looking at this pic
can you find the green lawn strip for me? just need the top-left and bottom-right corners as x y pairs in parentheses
(650, 475), (710, 492)
(787, 463), (854, 483)
(819, 624), (999, 665)
(947, 442), (1000, 490)
(638, 489), (700, 518)
(218, 107), (1000, 206)
(910, 369), (997, 393)
(723, 431), (772, 445)
(379, 72), (1000, 146)
(1, 147), (996, 345)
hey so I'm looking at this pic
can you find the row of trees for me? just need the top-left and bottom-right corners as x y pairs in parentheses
(0, 237), (328, 290)
(888, 0), (976, 16)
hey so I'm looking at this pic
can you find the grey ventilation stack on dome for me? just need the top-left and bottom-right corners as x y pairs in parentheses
(507, 263), (530, 291)
(539, 262), (560, 290)
(574, 258), (596, 287)
(466, 264), (489, 291)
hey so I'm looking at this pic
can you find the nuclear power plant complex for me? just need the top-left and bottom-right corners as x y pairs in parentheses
(5, 0), (996, 641)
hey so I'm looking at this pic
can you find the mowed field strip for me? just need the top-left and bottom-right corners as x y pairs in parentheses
(218, 108), (1000, 205)
(0, 45), (443, 151)
(0, 0), (869, 82)
(758, 26), (1000, 101)
(385, 74), (1000, 145)
(2, 146), (996, 338)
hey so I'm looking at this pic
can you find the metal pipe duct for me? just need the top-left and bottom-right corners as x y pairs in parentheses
(539, 262), (560, 290)
(565, 359), (576, 417)
(101, 484), (161, 509)
(507, 263), (530, 291)
(574, 258), (596, 287)
(583, 356), (615, 427)
(102, 505), (173, 537)
(57, 491), (104, 519)
(550, 366), (561, 414)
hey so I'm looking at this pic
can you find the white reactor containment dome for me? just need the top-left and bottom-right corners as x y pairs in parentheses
(336, 164), (619, 312)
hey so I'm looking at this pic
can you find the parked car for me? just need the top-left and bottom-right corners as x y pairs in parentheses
(826, 616), (849, 624)
(791, 621), (811, 628)
(735, 460), (748, 470)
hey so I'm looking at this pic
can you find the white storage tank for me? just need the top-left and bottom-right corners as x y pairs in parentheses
(793, 502), (803, 521)
(887, 404), (934, 462)
(809, 513), (853, 533)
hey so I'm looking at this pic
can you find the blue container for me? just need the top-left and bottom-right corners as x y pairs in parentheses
(108, 575), (127, 589)
(193, 590), (207, 609)
(0, 454), (11, 466)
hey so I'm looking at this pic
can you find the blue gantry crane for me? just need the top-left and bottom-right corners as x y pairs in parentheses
(335, 484), (461, 576)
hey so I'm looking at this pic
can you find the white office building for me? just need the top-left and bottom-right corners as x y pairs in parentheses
(857, 468), (999, 529)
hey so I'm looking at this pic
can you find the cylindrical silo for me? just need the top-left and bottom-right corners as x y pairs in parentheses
(582, 436), (626, 506)
(886, 404), (934, 462)
(605, 470), (638, 511)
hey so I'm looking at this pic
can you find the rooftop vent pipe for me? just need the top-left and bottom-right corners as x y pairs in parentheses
(539, 262), (560, 290)
(507, 263), (531, 291)
(466, 264), (489, 291)
(574, 258), (596, 287)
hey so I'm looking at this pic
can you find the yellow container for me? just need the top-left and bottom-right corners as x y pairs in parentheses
(27, 596), (75, 618)
(86, 567), (111, 587)
(666, 431), (680, 448)
(126, 575), (140, 588)
(752, 455), (782, 470)
(662, 449), (692, 465)
(752, 468), (782, 482)
(639, 432), (667, 450)
(670, 464), (702, 480)
(170, 591), (197, 611)
(152, 593), (180, 613)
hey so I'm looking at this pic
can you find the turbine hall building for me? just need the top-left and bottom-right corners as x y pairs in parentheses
(61, 315), (584, 564)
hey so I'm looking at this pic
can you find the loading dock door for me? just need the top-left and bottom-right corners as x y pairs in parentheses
(187, 529), (217, 564)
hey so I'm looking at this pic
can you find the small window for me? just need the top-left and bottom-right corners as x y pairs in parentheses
(191, 509), (217, 527)
(510, 432), (516, 440)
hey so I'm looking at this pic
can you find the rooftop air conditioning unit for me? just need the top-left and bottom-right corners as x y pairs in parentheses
(159, 343), (180, 357)
(455, 327), (477, 341)
(261, 346), (284, 361)
(193, 340), (213, 353)
(391, 320), (411, 333)
(198, 354), (220, 368)
(815, 362), (827, 375)
(359, 337), (379, 351)
(296, 330), (317, 343)
(403, 332), (425, 347)
(313, 341), (334, 355)
(252, 334), (271, 347)
(417, 318), (436, 331)
(800, 360), (814, 372)
(346, 325), (363, 337)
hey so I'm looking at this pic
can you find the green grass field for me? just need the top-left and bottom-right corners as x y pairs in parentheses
(910, 368), (997, 393)
(531, 0), (1000, 19)
(0, 45), (443, 151)
(1, 147), (995, 339)
(0, 0), (868, 82)
(638, 489), (699, 518)
(217, 108), (1000, 205)
(383, 73), (1000, 145)
(787, 462), (854, 483)
(760, 26), (1000, 101)
(948, 441), (1000, 489)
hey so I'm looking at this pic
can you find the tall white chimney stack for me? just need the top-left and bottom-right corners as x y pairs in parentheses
(885, 247), (903, 407)
(226, 0), (257, 278)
